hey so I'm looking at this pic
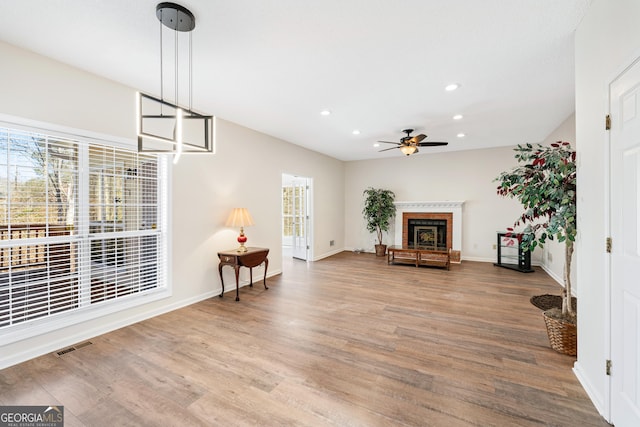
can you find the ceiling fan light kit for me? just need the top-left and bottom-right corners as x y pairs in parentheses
(137, 2), (214, 163)
(377, 129), (448, 157)
(399, 145), (417, 156)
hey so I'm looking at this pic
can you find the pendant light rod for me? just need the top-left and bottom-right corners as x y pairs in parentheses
(157, 2), (195, 108)
(138, 3), (213, 158)
(175, 23), (178, 105)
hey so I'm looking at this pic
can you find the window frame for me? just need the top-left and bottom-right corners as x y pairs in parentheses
(0, 116), (172, 346)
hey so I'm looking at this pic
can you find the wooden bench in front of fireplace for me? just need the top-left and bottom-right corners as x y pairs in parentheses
(387, 246), (451, 270)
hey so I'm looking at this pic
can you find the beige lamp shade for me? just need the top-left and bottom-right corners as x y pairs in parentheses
(226, 208), (254, 252)
(225, 208), (255, 227)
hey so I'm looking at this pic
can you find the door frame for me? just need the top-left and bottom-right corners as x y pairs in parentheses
(606, 53), (640, 424)
(281, 173), (313, 261)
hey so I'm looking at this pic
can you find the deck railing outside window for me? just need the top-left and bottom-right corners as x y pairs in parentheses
(0, 126), (167, 332)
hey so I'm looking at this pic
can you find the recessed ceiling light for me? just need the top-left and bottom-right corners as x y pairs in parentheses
(445, 83), (460, 91)
(320, 110), (331, 116)
(352, 130), (361, 135)
(453, 114), (463, 120)
(457, 133), (466, 138)
(373, 143), (380, 148)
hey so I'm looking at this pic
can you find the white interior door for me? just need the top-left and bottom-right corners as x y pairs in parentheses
(610, 56), (640, 427)
(291, 177), (309, 260)
(282, 174), (310, 261)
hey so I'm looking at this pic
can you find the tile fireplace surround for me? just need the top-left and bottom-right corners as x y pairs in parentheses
(393, 201), (464, 260)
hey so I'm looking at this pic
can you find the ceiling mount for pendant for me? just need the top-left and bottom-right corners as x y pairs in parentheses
(156, 2), (195, 32)
(137, 2), (214, 162)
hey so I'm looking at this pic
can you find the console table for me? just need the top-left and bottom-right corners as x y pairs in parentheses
(218, 247), (269, 301)
(387, 245), (451, 270)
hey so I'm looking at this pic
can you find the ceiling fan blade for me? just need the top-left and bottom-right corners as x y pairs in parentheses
(417, 142), (449, 147)
(377, 141), (400, 145)
(378, 146), (399, 152)
(409, 134), (427, 143)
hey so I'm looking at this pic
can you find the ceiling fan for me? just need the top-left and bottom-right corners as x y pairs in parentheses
(378, 129), (448, 156)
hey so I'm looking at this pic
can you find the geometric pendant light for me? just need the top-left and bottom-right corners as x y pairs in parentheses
(137, 2), (214, 163)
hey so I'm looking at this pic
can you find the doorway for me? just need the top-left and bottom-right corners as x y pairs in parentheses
(282, 174), (312, 261)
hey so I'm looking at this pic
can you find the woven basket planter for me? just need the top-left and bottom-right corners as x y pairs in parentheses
(543, 311), (577, 356)
(530, 294), (577, 311)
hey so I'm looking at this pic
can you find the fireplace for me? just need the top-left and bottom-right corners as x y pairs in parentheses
(393, 201), (464, 261)
(402, 212), (452, 250)
(407, 218), (448, 250)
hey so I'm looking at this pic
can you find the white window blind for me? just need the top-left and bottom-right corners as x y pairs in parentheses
(0, 126), (167, 330)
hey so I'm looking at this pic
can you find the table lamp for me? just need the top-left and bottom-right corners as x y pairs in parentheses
(225, 208), (255, 252)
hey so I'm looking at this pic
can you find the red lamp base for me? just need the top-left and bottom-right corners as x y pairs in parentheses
(237, 229), (248, 252)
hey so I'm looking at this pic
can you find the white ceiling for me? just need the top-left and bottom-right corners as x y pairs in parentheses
(0, 0), (591, 161)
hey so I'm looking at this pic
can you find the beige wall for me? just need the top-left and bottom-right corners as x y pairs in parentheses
(344, 146), (541, 264)
(0, 42), (135, 140)
(0, 41), (345, 367)
(574, 0), (640, 419)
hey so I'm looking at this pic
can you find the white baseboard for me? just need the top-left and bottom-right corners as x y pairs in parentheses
(0, 290), (222, 370)
(573, 361), (610, 422)
(460, 256), (495, 263)
(0, 267), (286, 369)
(540, 263), (563, 285)
(344, 246), (374, 254)
(313, 247), (346, 261)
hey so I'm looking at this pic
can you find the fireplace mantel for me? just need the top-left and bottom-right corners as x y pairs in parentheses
(393, 201), (464, 251)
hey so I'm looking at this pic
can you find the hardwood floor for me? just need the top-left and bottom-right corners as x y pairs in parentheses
(0, 252), (609, 426)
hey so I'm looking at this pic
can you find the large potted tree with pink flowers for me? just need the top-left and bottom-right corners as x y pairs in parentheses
(495, 141), (577, 355)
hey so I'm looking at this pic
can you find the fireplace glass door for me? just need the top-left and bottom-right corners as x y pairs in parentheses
(407, 219), (447, 251)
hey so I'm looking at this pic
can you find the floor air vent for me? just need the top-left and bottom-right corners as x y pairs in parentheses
(55, 341), (93, 357)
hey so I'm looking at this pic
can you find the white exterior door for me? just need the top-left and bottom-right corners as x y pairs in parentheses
(610, 56), (640, 427)
(291, 177), (309, 261)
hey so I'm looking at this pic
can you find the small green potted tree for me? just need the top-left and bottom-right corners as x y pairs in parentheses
(362, 187), (396, 256)
(495, 141), (577, 355)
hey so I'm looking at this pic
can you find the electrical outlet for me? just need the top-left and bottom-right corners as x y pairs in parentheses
(547, 252), (553, 262)
(329, 240), (335, 246)
(492, 244), (497, 250)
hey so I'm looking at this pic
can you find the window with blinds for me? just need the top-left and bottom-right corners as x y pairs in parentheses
(0, 126), (167, 332)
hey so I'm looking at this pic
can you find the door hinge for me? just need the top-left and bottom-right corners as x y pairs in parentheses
(606, 237), (612, 253)
(606, 359), (612, 376)
(605, 114), (611, 130)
